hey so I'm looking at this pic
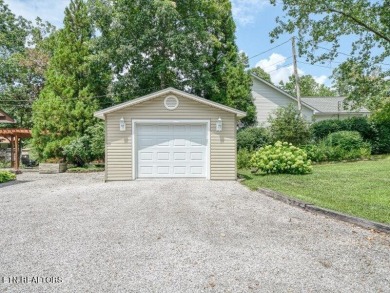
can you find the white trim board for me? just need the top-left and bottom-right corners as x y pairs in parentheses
(95, 88), (246, 119)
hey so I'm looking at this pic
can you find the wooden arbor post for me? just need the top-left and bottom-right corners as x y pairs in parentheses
(0, 129), (32, 170)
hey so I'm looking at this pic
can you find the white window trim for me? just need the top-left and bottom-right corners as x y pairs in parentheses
(132, 119), (211, 180)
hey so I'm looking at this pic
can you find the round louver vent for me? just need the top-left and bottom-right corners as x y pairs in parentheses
(164, 95), (179, 110)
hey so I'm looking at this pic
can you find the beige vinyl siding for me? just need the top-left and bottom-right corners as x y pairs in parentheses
(105, 94), (237, 181)
(252, 78), (313, 125)
(313, 113), (369, 122)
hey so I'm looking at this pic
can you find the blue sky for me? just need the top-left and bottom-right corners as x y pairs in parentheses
(5, 0), (336, 85)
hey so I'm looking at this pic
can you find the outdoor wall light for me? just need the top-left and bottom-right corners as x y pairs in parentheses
(216, 117), (223, 132)
(119, 117), (126, 131)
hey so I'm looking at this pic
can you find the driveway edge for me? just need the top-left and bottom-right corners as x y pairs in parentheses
(258, 188), (390, 234)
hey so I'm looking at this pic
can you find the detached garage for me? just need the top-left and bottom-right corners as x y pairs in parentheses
(94, 88), (246, 181)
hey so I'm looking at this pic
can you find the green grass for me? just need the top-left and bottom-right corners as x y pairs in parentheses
(239, 156), (390, 224)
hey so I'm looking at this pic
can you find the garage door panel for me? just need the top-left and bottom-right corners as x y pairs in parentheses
(139, 166), (153, 175)
(157, 152), (170, 160)
(190, 152), (203, 160)
(190, 166), (204, 175)
(173, 152), (186, 160)
(190, 138), (206, 146)
(137, 123), (207, 178)
(173, 139), (186, 146)
(139, 152), (153, 160)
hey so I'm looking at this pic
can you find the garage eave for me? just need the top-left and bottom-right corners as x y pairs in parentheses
(94, 87), (247, 120)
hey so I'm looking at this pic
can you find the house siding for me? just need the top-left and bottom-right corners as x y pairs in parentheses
(252, 78), (314, 125)
(105, 94), (237, 181)
(313, 113), (369, 122)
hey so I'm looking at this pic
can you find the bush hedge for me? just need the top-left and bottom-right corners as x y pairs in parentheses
(371, 121), (390, 154)
(0, 171), (16, 183)
(304, 131), (371, 162)
(324, 131), (365, 151)
(310, 117), (376, 142)
(237, 127), (270, 150)
(237, 149), (253, 169)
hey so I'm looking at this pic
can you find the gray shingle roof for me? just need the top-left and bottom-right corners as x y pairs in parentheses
(301, 97), (370, 114)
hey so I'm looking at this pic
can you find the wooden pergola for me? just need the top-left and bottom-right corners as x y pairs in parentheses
(0, 129), (32, 170)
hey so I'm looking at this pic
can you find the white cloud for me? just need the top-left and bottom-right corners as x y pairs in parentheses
(231, 0), (268, 26)
(4, 0), (69, 28)
(313, 75), (327, 85)
(256, 53), (328, 85)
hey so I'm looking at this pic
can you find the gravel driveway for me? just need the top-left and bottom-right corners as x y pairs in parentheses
(0, 172), (389, 293)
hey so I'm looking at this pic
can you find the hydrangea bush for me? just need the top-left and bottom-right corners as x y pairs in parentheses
(250, 141), (312, 175)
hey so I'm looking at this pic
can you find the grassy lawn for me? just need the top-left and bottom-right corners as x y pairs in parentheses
(239, 156), (390, 224)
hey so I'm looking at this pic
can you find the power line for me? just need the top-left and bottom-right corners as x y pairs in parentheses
(317, 45), (390, 67)
(207, 38), (292, 76)
(297, 61), (335, 69)
(259, 56), (292, 70)
(267, 63), (293, 74)
(248, 38), (292, 60)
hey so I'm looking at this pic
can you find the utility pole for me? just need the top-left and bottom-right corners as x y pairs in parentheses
(292, 36), (302, 116)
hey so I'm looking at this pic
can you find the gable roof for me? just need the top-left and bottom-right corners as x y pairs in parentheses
(94, 87), (247, 119)
(250, 74), (318, 112)
(301, 97), (370, 114)
(0, 109), (15, 124)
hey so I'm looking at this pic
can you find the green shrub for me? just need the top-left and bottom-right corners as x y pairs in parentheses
(62, 136), (92, 167)
(0, 171), (16, 183)
(250, 141), (312, 174)
(237, 127), (270, 150)
(86, 123), (105, 161)
(371, 121), (390, 154)
(324, 131), (365, 151)
(268, 104), (311, 146)
(237, 149), (253, 169)
(310, 119), (344, 141)
(311, 117), (376, 142)
(304, 130), (371, 163)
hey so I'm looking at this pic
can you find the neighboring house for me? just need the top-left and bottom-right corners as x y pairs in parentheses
(251, 74), (370, 124)
(0, 109), (15, 124)
(95, 87), (246, 181)
(301, 96), (370, 121)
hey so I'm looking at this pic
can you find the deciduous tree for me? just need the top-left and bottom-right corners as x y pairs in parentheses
(269, 0), (389, 107)
(90, 0), (256, 124)
(279, 75), (336, 97)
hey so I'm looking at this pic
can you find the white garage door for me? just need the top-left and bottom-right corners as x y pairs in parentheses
(136, 123), (208, 178)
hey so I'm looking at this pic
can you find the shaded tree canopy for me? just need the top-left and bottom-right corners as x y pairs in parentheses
(89, 0), (256, 125)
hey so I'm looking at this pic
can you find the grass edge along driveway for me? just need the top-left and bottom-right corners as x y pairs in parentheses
(239, 156), (390, 224)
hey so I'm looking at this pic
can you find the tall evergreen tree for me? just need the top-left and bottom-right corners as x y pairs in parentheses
(32, 0), (111, 160)
(90, 0), (256, 125)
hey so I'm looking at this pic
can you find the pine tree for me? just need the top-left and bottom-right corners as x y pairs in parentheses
(32, 0), (110, 160)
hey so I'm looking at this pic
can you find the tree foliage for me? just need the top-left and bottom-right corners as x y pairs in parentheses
(332, 60), (390, 110)
(270, 0), (390, 107)
(0, 19), (55, 128)
(32, 0), (111, 160)
(279, 74), (336, 97)
(248, 67), (272, 83)
(90, 0), (256, 125)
